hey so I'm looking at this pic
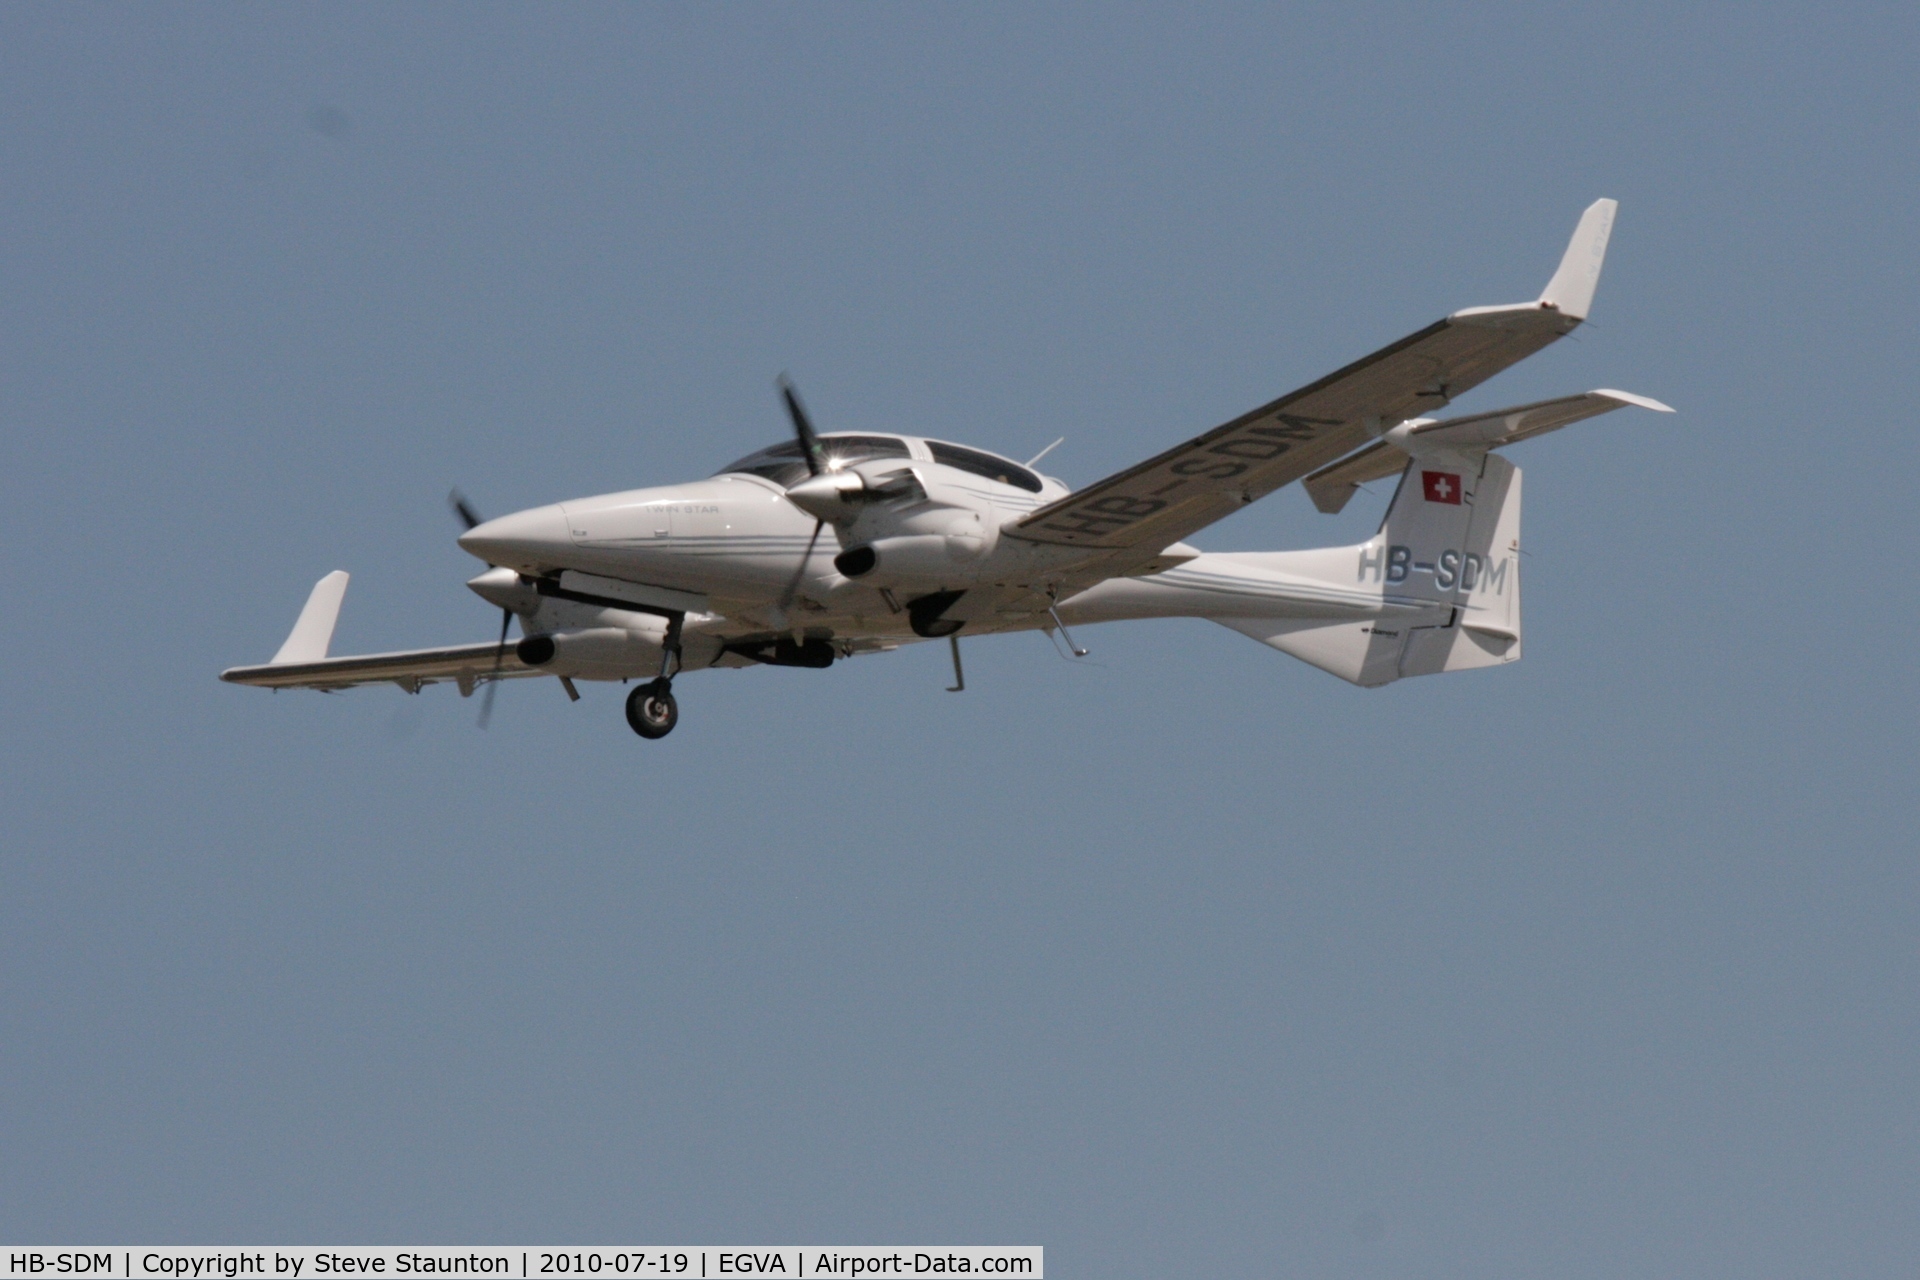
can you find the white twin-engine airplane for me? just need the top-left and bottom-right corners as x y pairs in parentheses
(223, 200), (1669, 739)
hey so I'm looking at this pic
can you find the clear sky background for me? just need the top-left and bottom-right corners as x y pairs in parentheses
(3, 4), (1916, 1275)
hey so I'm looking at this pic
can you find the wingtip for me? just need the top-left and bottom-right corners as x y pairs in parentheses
(268, 570), (351, 665)
(1592, 388), (1674, 413)
(1539, 198), (1618, 321)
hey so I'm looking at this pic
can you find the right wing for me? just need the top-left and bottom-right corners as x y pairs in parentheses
(220, 570), (536, 692)
(1007, 199), (1619, 559)
(221, 642), (538, 693)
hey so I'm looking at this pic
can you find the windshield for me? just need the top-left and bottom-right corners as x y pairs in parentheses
(718, 435), (912, 487)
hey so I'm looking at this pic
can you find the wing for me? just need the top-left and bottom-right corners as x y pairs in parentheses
(1008, 199), (1619, 559)
(220, 570), (536, 692)
(222, 641), (538, 692)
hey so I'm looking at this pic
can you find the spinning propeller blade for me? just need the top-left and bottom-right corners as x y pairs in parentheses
(776, 519), (826, 621)
(449, 489), (485, 532)
(449, 491), (515, 728)
(770, 376), (835, 625)
(477, 605), (512, 729)
(777, 374), (827, 477)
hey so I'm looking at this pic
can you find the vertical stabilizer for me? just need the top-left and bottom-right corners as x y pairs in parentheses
(1215, 450), (1522, 686)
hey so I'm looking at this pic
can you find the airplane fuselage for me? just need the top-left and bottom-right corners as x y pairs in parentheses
(458, 433), (1095, 644)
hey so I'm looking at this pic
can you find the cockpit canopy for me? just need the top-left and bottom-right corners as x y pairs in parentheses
(717, 435), (911, 488)
(717, 434), (1044, 493)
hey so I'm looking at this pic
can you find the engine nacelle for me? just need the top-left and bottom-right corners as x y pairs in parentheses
(834, 531), (986, 588)
(516, 625), (664, 680)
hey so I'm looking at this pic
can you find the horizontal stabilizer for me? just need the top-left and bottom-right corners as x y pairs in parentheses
(1302, 442), (1408, 515)
(1303, 388), (1671, 513)
(270, 571), (350, 664)
(1406, 388), (1671, 452)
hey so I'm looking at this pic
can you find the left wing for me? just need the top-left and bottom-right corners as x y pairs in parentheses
(1007, 199), (1618, 559)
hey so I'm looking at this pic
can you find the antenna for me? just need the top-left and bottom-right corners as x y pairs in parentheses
(1025, 437), (1065, 468)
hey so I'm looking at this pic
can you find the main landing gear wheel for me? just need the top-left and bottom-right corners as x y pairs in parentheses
(625, 679), (678, 739)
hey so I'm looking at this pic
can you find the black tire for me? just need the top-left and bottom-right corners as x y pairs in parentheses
(625, 680), (678, 739)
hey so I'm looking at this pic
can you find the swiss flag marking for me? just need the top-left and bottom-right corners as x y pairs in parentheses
(1422, 471), (1462, 504)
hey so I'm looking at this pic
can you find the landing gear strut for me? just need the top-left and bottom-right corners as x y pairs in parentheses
(626, 679), (678, 739)
(626, 610), (686, 740)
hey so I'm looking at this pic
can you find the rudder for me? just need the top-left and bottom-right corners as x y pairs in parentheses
(1376, 450), (1522, 679)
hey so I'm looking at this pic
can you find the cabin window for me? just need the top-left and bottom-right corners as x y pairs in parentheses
(927, 441), (1043, 493)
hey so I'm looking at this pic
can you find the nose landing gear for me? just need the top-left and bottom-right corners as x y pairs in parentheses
(626, 679), (678, 739)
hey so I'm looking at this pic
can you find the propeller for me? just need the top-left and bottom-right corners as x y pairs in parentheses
(775, 519), (826, 623)
(477, 603), (512, 729)
(777, 374), (827, 477)
(449, 489), (486, 532)
(449, 489), (516, 728)
(773, 377), (828, 624)
(766, 377), (925, 624)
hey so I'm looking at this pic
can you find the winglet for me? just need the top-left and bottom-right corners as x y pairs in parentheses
(1538, 198), (1617, 320)
(1591, 388), (1674, 413)
(271, 571), (350, 664)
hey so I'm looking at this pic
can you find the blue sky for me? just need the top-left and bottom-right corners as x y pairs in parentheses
(3, 5), (1917, 1276)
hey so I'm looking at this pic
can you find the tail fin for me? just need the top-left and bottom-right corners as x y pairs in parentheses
(1371, 448), (1523, 675)
(1216, 385), (1670, 685)
(1217, 449), (1522, 686)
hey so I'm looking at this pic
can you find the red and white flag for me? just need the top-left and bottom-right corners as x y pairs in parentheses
(1422, 471), (1462, 504)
